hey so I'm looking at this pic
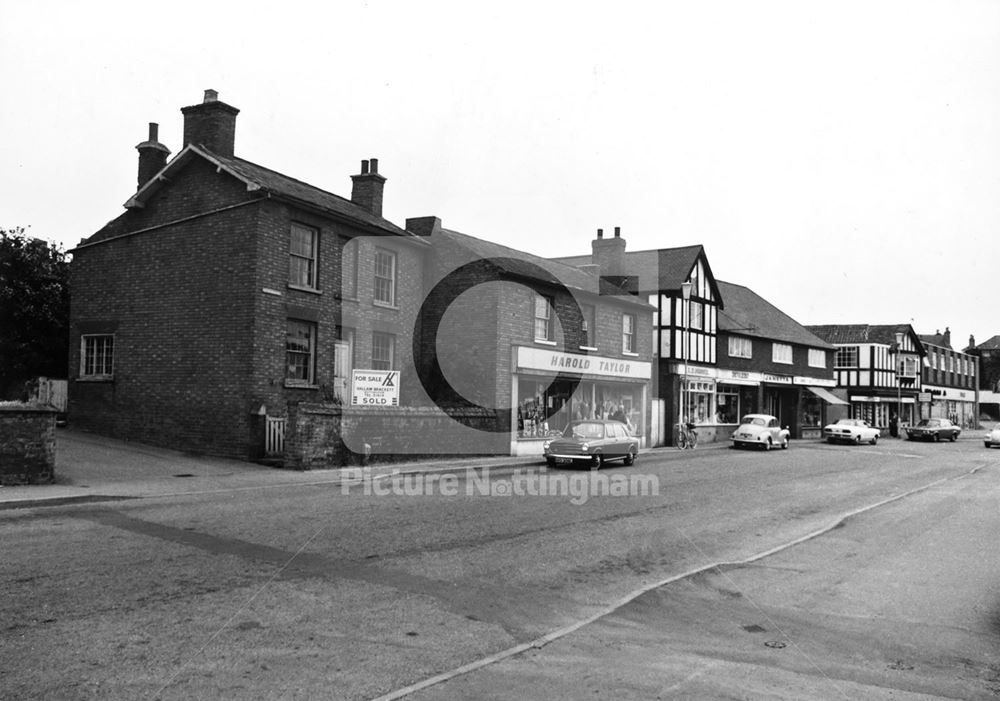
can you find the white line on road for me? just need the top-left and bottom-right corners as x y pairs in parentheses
(371, 463), (991, 701)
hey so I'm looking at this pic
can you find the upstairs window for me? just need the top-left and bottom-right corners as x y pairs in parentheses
(340, 236), (358, 299)
(808, 349), (826, 368)
(289, 224), (318, 289)
(534, 294), (553, 341)
(81, 335), (114, 378)
(622, 313), (636, 353)
(835, 346), (859, 368)
(728, 336), (752, 359)
(581, 304), (596, 348)
(373, 248), (397, 306)
(689, 301), (704, 331)
(772, 343), (793, 364)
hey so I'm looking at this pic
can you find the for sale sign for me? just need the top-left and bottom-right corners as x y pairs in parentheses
(351, 370), (400, 406)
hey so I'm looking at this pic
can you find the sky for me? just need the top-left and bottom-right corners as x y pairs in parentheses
(2, 0), (998, 348)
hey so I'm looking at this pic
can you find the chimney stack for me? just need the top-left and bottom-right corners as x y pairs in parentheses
(135, 122), (170, 190)
(180, 89), (239, 157)
(351, 157), (387, 217)
(944, 327), (951, 348)
(592, 226), (626, 276)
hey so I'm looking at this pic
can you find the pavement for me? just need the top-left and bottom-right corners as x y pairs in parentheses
(2, 425), (992, 510)
(0, 428), (721, 509)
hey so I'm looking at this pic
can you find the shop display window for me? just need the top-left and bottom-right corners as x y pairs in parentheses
(799, 393), (823, 428)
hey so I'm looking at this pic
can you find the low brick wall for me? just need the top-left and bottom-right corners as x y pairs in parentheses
(0, 403), (58, 485)
(285, 402), (509, 470)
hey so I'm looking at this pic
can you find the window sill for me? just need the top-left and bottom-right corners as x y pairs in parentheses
(287, 284), (322, 295)
(534, 339), (557, 346)
(284, 381), (320, 390)
(622, 351), (639, 357)
(76, 376), (114, 382)
(373, 301), (400, 311)
(579, 346), (598, 352)
(773, 361), (793, 365)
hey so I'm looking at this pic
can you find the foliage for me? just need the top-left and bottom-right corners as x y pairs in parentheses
(0, 227), (70, 399)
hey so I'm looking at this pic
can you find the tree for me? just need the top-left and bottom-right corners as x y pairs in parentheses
(0, 227), (70, 399)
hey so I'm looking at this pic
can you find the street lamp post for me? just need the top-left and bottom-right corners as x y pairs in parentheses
(895, 331), (904, 437)
(680, 281), (692, 444)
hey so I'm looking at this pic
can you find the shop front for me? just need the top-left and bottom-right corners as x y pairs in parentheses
(512, 346), (651, 456)
(922, 385), (977, 428)
(850, 393), (917, 431)
(670, 366), (842, 442)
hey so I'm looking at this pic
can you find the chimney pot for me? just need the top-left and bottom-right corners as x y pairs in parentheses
(148, 122), (159, 141)
(351, 159), (387, 216)
(614, 226), (621, 238)
(370, 158), (379, 174)
(136, 121), (171, 190)
(361, 160), (369, 174)
(204, 89), (219, 103)
(597, 228), (603, 239)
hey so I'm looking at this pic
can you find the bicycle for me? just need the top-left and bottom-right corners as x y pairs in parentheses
(677, 422), (698, 450)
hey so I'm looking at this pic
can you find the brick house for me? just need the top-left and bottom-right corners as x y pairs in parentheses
(715, 281), (838, 440)
(967, 334), (1000, 420)
(69, 90), (428, 460)
(918, 328), (979, 426)
(408, 218), (655, 456)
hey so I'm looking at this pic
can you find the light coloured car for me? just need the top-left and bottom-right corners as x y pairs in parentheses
(985, 426), (1000, 448)
(731, 414), (790, 450)
(823, 418), (880, 445)
(543, 420), (638, 468)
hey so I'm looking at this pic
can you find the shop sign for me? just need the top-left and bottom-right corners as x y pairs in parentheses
(918, 392), (932, 402)
(516, 346), (651, 380)
(923, 385), (973, 401)
(792, 376), (837, 387)
(762, 373), (793, 384)
(351, 370), (400, 406)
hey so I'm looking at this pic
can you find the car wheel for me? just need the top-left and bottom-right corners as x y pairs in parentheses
(934, 433), (941, 442)
(870, 434), (878, 445)
(950, 433), (957, 442)
(854, 434), (862, 445)
(763, 438), (772, 451)
(591, 452), (604, 469)
(623, 449), (635, 466)
(781, 437), (789, 449)
(546, 457), (555, 468)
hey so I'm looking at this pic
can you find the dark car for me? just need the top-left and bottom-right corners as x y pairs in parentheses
(543, 420), (638, 468)
(905, 418), (961, 442)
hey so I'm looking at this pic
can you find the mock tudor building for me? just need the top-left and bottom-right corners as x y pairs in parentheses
(70, 90), (429, 460)
(806, 324), (926, 430)
(715, 282), (839, 440)
(918, 328), (978, 427)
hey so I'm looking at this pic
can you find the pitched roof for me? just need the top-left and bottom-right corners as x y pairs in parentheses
(554, 245), (722, 306)
(806, 323), (926, 354)
(716, 281), (833, 349)
(918, 332), (952, 349)
(975, 335), (1000, 350)
(438, 228), (652, 308)
(102, 145), (420, 243)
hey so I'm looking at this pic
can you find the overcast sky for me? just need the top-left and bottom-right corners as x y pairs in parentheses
(3, 1), (998, 348)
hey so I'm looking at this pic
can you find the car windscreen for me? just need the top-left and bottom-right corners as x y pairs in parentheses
(741, 417), (767, 426)
(566, 422), (605, 439)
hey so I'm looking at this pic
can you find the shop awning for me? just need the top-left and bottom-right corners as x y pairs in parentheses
(806, 386), (849, 405)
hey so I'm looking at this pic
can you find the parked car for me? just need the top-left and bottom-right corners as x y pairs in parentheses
(731, 414), (789, 450)
(905, 418), (961, 442)
(984, 426), (1000, 448)
(543, 420), (638, 468)
(823, 418), (880, 445)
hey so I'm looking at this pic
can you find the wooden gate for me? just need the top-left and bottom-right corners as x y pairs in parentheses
(265, 416), (286, 456)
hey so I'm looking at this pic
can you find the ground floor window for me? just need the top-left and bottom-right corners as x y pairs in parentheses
(683, 379), (716, 425)
(853, 401), (889, 428)
(715, 384), (754, 424)
(286, 320), (316, 384)
(81, 334), (114, 378)
(799, 393), (823, 428)
(517, 377), (644, 438)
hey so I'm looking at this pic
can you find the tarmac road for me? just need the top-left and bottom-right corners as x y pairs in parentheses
(1, 430), (998, 699)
